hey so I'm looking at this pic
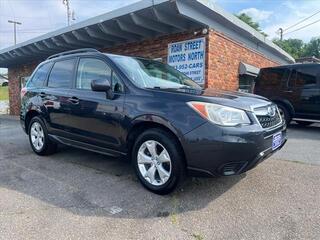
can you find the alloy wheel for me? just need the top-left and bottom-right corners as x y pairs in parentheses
(30, 122), (45, 151)
(137, 140), (172, 186)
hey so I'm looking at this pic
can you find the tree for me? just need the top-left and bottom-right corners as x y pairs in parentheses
(273, 37), (320, 59)
(273, 38), (305, 59)
(236, 13), (268, 36)
(303, 38), (320, 58)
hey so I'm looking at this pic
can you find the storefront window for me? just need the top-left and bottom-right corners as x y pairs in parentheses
(239, 75), (255, 93)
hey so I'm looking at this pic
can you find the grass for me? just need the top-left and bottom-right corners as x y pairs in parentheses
(192, 233), (204, 240)
(0, 86), (8, 101)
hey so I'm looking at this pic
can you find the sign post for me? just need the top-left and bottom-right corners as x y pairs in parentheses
(167, 37), (206, 85)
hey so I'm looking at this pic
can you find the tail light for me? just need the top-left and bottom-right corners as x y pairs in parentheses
(21, 87), (27, 98)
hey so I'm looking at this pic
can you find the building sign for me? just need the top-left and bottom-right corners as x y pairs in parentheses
(167, 37), (206, 84)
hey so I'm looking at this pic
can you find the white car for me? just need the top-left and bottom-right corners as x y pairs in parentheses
(0, 78), (8, 86)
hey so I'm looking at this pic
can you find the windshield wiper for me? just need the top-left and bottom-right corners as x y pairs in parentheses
(150, 86), (193, 90)
(148, 86), (202, 94)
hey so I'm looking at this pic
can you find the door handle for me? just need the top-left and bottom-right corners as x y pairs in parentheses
(284, 90), (293, 93)
(68, 96), (79, 104)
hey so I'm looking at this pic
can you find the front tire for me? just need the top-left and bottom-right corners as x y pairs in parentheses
(132, 129), (185, 195)
(28, 116), (57, 156)
(277, 104), (291, 126)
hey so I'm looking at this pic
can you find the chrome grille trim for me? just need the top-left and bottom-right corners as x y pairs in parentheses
(253, 104), (283, 129)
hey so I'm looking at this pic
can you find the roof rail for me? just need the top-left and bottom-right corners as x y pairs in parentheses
(47, 48), (100, 60)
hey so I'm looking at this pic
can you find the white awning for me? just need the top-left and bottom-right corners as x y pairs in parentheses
(239, 62), (260, 76)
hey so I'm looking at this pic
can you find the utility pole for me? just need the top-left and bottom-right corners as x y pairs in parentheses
(8, 20), (22, 45)
(278, 28), (283, 41)
(62, 0), (71, 26)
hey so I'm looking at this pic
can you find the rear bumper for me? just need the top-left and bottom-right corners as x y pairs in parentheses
(182, 121), (287, 177)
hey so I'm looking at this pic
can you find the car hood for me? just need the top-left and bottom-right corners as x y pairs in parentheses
(148, 87), (272, 112)
(196, 89), (272, 112)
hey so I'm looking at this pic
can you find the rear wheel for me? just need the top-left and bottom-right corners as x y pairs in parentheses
(296, 121), (313, 126)
(132, 129), (185, 195)
(28, 116), (57, 155)
(277, 104), (291, 126)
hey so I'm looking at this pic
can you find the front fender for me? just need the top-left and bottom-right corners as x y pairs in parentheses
(130, 114), (183, 139)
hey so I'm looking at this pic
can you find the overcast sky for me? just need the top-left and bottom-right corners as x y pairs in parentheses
(0, 0), (320, 50)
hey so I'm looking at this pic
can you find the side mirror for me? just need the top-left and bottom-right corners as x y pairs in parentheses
(91, 79), (114, 99)
(91, 79), (110, 92)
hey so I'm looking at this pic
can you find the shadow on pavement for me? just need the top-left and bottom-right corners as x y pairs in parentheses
(1, 144), (244, 219)
(0, 117), (244, 219)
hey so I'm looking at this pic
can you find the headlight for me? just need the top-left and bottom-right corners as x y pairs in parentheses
(187, 101), (251, 126)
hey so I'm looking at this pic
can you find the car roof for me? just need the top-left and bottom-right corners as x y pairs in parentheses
(262, 63), (320, 70)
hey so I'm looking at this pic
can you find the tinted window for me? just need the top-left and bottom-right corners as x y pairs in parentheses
(48, 59), (75, 88)
(289, 67), (318, 89)
(256, 68), (288, 88)
(28, 63), (52, 88)
(76, 58), (111, 90)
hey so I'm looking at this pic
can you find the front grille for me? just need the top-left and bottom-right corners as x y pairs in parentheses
(254, 105), (282, 129)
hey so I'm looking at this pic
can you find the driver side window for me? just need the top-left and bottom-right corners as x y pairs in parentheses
(76, 58), (111, 90)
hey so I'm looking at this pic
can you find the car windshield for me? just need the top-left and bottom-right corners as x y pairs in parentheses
(108, 54), (201, 90)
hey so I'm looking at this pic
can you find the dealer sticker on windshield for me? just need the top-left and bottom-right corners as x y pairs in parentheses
(272, 132), (282, 150)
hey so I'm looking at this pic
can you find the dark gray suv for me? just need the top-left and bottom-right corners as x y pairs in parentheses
(20, 49), (287, 194)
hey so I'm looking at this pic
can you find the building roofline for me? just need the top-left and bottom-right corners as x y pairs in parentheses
(0, 0), (167, 55)
(183, 0), (295, 63)
(0, 0), (294, 67)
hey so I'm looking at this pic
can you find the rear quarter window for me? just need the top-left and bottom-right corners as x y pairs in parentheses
(27, 62), (52, 88)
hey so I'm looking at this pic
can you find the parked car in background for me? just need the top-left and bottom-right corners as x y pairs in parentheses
(0, 78), (8, 86)
(255, 64), (320, 126)
(20, 49), (287, 194)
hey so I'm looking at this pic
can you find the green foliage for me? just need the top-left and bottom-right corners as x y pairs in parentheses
(303, 38), (320, 58)
(0, 86), (9, 101)
(235, 12), (320, 59)
(273, 39), (305, 59)
(273, 37), (320, 59)
(236, 13), (268, 37)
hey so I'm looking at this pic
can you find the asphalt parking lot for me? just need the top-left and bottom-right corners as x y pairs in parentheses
(0, 116), (319, 240)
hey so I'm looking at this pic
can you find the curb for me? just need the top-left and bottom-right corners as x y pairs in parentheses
(0, 114), (19, 121)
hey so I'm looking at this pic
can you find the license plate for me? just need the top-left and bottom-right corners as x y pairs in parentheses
(272, 132), (282, 150)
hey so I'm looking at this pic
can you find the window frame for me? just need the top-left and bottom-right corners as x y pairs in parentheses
(73, 56), (126, 94)
(45, 57), (77, 89)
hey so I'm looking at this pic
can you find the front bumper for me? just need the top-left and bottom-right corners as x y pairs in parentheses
(182, 121), (287, 177)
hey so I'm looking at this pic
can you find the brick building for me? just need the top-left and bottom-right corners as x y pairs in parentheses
(0, 0), (294, 115)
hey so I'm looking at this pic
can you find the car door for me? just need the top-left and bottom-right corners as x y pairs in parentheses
(43, 58), (76, 137)
(67, 57), (126, 151)
(288, 66), (320, 119)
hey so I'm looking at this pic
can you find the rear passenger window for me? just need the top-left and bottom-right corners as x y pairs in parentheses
(27, 63), (52, 88)
(48, 59), (75, 88)
(76, 58), (111, 90)
(256, 68), (287, 88)
(289, 67), (317, 89)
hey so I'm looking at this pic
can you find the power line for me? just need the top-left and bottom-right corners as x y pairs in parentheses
(283, 10), (320, 32)
(283, 17), (320, 36)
